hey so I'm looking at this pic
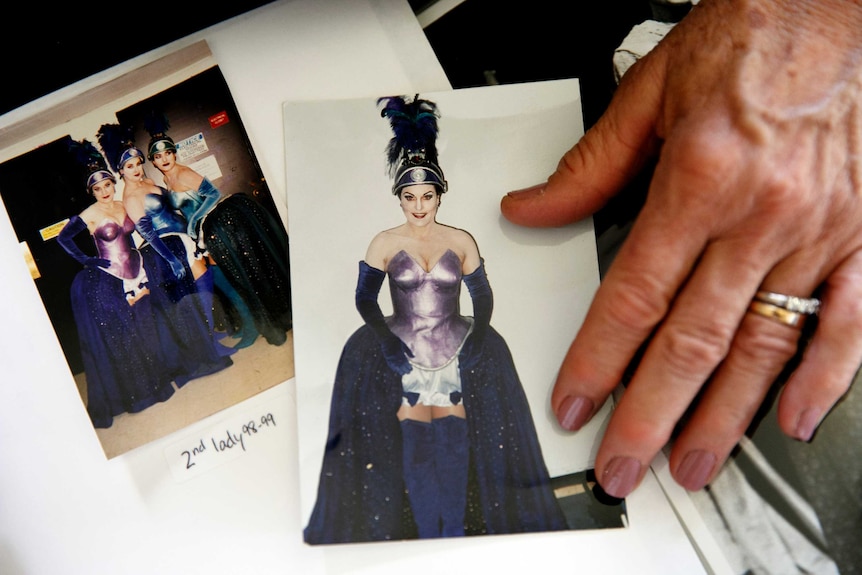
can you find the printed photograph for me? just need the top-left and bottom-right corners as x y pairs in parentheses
(285, 81), (626, 545)
(0, 55), (293, 459)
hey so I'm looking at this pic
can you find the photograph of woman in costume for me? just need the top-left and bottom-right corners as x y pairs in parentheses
(144, 111), (291, 349)
(302, 95), (568, 544)
(97, 122), (235, 387)
(57, 139), (175, 428)
(0, 64), (292, 459)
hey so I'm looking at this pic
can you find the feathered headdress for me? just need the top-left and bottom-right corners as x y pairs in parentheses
(97, 123), (145, 173)
(378, 95), (447, 195)
(144, 110), (176, 160)
(67, 137), (115, 190)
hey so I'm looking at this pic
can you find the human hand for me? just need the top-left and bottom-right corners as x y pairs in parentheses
(381, 335), (413, 376)
(168, 257), (187, 280)
(500, 0), (862, 498)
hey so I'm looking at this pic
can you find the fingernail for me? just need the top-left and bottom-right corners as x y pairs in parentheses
(795, 407), (822, 442)
(676, 450), (717, 491)
(557, 395), (595, 431)
(601, 456), (642, 498)
(506, 183), (545, 200)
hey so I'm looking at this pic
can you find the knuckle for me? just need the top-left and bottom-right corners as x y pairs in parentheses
(615, 417), (672, 450)
(707, 394), (761, 439)
(748, 172), (827, 244)
(656, 319), (734, 381)
(834, 299), (862, 339)
(602, 271), (671, 337)
(710, 410), (752, 441)
(663, 131), (735, 185)
(557, 141), (589, 180)
(558, 116), (641, 183)
(826, 271), (862, 327)
(679, 392), (762, 448)
(730, 317), (801, 376)
(819, 373), (855, 402)
(558, 128), (617, 180)
(755, 173), (806, 218)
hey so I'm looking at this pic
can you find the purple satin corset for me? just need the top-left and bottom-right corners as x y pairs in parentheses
(93, 216), (142, 280)
(386, 249), (471, 368)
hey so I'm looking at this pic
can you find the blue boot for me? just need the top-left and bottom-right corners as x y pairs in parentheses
(433, 415), (469, 537)
(195, 267), (236, 357)
(400, 419), (440, 538)
(212, 265), (259, 349)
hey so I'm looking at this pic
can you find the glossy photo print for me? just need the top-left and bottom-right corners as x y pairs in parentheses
(285, 81), (626, 545)
(0, 50), (292, 459)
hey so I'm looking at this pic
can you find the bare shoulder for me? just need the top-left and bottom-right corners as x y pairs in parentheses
(442, 225), (479, 255)
(121, 186), (146, 220)
(123, 181), (142, 195)
(367, 228), (392, 251)
(440, 224), (481, 273)
(78, 203), (98, 223)
(177, 165), (204, 189)
(364, 228), (394, 268)
(365, 226), (406, 270)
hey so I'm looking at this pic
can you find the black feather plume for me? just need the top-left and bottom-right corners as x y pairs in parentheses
(378, 95), (441, 177)
(144, 110), (171, 140)
(68, 138), (109, 175)
(96, 123), (135, 170)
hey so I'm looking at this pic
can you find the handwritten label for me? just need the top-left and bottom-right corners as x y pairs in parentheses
(165, 412), (277, 481)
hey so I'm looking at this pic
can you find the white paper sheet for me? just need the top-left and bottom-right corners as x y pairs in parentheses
(284, 82), (706, 573)
(285, 83), (602, 515)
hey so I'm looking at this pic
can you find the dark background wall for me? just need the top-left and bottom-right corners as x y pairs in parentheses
(1, 1), (657, 124)
(0, 1), (277, 117)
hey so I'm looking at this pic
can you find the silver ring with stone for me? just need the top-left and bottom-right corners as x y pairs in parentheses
(754, 290), (821, 315)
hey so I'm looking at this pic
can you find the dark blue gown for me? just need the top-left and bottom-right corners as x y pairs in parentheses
(170, 178), (291, 346)
(65, 215), (175, 428)
(303, 252), (566, 544)
(137, 190), (233, 387)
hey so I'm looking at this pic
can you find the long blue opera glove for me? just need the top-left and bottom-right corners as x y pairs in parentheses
(355, 261), (413, 375)
(57, 215), (110, 269)
(186, 178), (222, 240)
(135, 214), (186, 279)
(459, 259), (493, 370)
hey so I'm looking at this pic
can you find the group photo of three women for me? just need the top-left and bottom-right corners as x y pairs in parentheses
(0, 66), (292, 452)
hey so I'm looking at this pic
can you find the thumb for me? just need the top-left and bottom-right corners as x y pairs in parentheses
(500, 53), (665, 228)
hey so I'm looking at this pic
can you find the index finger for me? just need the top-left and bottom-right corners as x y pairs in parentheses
(500, 53), (665, 228)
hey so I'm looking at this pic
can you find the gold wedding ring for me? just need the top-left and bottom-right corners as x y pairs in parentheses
(747, 300), (805, 327)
